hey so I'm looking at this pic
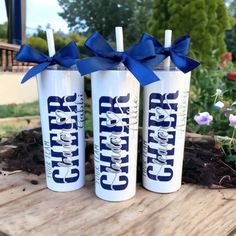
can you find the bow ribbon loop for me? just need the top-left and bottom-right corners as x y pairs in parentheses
(140, 33), (200, 73)
(76, 32), (159, 86)
(171, 35), (190, 55)
(16, 41), (80, 83)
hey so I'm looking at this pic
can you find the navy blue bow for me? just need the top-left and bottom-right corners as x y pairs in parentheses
(15, 41), (80, 83)
(140, 34), (200, 73)
(76, 32), (159, 86)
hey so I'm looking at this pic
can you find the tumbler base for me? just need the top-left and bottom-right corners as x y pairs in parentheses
(95, 190), (136, 202)
(47, 182), (85, 192)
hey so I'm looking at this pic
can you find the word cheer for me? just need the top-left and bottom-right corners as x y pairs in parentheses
(146, 91), (179, 182)
(99, 94), (130, 191)
(47, 93), (84, 184)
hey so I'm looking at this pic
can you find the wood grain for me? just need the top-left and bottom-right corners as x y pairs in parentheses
(0, 171), (236, 236)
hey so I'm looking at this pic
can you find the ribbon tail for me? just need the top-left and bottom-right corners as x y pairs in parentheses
(76, 57), (118, 76)
(124, 56), (160, 86)
(21, 62), (50, 83)
(170, 52), (200, 73)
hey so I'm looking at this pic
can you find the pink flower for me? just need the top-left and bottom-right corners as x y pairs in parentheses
(194, 112), (213, 125)
(229, 114), (236, 128)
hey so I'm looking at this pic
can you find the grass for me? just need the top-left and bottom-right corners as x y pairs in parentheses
(0, 101), (40, 140)
(0, 99), (93, 139)
(0, 124), (26, 140)
(0, 101), (39, 118)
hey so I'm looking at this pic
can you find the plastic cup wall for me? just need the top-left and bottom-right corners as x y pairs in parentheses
(143, 68), (191, 193)
(37, 69), (85, 192)
(92, 70), (140, 201)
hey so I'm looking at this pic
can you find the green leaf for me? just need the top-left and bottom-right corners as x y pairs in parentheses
(225, 154), (236, 163)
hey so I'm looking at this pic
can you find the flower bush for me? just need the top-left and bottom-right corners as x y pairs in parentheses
(193, 87), (236, 160)
(187, 61), (235, 137)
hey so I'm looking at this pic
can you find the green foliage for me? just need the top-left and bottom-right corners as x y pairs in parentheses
(0, 124), (25, 139)
(65, 33), (87, 55)
(58, 0), (135, 35)
(187, 62), (235, 136)
(54, 33), (66, 51)
(227, 0), (236, 17)
(148, 0), (233, 136)
(125, 0), (153, 46)
(148, 0), (231, 67)
(26, 28), (87, 56)
(224, 154), (236, 163)
(215, 134), (236, 157)
(225, 0), (236, 61)
(29, 27), (67, 52)
(0, 101), (39, 118)
(66, 33), (87, 46)
(25, 36), (48, 54)
(84, 98), (93, 131)
(0, 101), (39, 139)
(58, 0), (152, 47)
(33, 26), (47, 40)
(0, 22), (7, 40)
(225, 26), (236, 61)
(147, 0), (169, 38)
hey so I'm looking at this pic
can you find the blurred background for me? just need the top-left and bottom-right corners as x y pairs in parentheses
(0, 0), (236, 140)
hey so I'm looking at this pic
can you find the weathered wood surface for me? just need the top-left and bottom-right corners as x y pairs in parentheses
(1, 171), (236, 236)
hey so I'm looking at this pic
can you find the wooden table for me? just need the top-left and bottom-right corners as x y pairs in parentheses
(0, 171), (236, 236)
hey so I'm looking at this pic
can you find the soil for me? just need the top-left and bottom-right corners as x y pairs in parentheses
(0, 128), (44, 175)
(0, 128), (94, 177)
(1, 128), (236, 188)
(183, 134), (236, 188)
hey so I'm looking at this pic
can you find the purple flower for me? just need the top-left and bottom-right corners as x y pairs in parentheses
(194, 112), (213, 125)
(229, 114), (236, 128)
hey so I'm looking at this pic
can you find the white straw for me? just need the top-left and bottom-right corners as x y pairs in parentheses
(115, 27), (124, 52)
(163, 29), (172, 70)
(46, 28), (56, 57)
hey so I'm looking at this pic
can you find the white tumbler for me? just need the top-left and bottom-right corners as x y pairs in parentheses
(37, 66), (85, 192)
(142, 64), (191, 193)
(92, 67), (140, 201)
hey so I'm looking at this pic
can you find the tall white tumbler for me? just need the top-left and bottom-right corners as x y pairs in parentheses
(37, 66), (85, 192)
(92, 67), (140, 201)
(142, 64), (191, 193)
(142, 29), (197, 193)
